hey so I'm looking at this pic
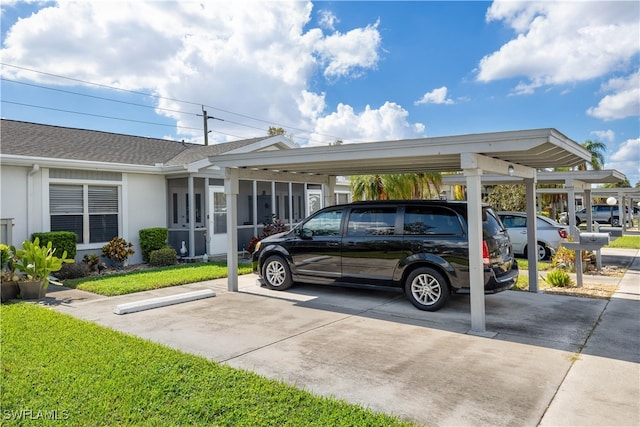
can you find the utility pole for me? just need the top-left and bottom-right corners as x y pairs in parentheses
(197, 106), (224, 146)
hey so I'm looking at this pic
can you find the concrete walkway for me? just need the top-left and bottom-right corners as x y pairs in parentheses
(44, 248), (640, 426)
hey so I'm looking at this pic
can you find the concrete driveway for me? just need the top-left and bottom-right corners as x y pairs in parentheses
(47, 248), (640, 426)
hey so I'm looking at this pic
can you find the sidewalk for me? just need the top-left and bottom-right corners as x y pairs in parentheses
(43, 248), (639, 426)
(540, 248), (640, 426)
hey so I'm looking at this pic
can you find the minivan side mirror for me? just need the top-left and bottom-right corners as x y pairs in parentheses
(298, 227), (313, 239)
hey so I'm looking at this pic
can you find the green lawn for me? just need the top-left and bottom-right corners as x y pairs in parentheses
(63, 262), (253, 296)
(606, 235), (640, 249)
(0, 304), (413, 426)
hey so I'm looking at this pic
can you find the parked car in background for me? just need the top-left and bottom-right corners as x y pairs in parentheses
(253, 200), (518, 312)
(575, 205), (630, 226)
(497, 212), (568, 260)
(559, 205), (634, 227)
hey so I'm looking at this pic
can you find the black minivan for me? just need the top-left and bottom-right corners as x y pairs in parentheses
(252, 200), (518, 311)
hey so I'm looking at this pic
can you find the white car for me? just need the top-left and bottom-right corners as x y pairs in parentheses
(497, 212), (568, 260)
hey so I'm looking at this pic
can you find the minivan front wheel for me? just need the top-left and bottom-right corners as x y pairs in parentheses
(405, 267), (449, 311)
(262, 255), (293, 290)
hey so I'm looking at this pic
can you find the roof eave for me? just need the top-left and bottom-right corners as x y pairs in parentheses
(0, 154), (165, 174)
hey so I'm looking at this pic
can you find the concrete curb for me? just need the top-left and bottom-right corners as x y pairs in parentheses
(113, 289), (216, 315)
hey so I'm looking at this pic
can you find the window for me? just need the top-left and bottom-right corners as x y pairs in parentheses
(50, 184), (119, 244)
(347, 207), (396, 236)
(500, 215), (526, 228)
(303, 209), (343, 236)
(404, 206), (462, 235)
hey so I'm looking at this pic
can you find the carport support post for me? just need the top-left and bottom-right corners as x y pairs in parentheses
(464, 167), (487, 335)
(567, 184), (579, 238)
(525, 178), (539, 293)
(225, 168), (239, 292)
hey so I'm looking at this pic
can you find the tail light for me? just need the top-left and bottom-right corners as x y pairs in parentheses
(558, 229), (568, 239)
(482, 241), (490, 266)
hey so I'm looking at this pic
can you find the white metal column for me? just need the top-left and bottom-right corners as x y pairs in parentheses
(188, 175), (195, 257)
(225, 168), (239, 292)
(525, 178), (539, 292)
(464, 167), (487, 334)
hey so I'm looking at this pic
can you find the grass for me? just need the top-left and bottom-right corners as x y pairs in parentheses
(0, 303), (412, 426)
(514, 258), (553, 272)
(606, 235), (640, 249)
(63, 262), (253, 296)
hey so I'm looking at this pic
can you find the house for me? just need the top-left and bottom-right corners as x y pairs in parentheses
(0, 119), (351, 264)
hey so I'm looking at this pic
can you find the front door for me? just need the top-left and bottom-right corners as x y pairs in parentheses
(208, 186), (227, 255)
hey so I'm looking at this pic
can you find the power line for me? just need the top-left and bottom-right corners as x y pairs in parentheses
(1, 63), (358, 144)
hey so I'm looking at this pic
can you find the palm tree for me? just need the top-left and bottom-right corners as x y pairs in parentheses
(350, 175), (387, 201)
(578, 140), (606, 171)
(351, 173), (443, 201)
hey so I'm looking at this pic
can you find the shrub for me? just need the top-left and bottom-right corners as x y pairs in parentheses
(31, 231), (77, 259)
(552, 245), (575, 271)
(54, 262), (90, 280)
(545, 269), (573, 287)
(83, 254), (101, 272)
(149, 247), (178, 267)
(139, 228), (169, 262)
(102, 237), (135, 264)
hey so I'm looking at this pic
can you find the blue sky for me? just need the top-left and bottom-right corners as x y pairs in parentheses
(1, 1), (639, 184)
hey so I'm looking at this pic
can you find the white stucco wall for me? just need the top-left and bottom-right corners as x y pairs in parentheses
(0, 164), (29, 247)
(124, 173), (167, 264)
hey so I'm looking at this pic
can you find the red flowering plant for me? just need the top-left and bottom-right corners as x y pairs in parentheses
(247, 215), (288, 253)
(102, 237), (135, 267)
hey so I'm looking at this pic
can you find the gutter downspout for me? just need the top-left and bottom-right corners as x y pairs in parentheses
(27, 164), (40, 238)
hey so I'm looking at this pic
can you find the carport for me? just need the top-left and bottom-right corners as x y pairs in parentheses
(442, 169), (630, 237)
(211, 128), (590, 335)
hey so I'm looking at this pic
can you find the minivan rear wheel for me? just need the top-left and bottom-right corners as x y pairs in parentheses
(405, 267), (449, 311)
(262, 255), (293, 290)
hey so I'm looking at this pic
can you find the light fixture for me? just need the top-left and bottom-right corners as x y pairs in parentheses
(507, 165), (515, 176)
(606, 196), (617, 206)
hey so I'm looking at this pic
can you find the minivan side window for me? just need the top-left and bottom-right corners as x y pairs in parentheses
(302, 209), (343, 236)
(347, 207), (396, 236)
(482, 208), (504, 236)
(404, 206), (463, 235)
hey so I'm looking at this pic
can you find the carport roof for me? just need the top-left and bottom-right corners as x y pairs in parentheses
(212, 128), (590, 176)
(442, 169), (628, 186)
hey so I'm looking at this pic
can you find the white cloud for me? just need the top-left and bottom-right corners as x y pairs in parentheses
(589, 130), (615, 144)
(0, 1), (387, 143)
(587, 71), (640, 121)
(318, 9), (339, 31)
(314, 19), (381, 79)
(607, 138), (640, 184)
(309, 102), (425, 146)
(414, 87), (454, 106)
(478, 2), (639, 93)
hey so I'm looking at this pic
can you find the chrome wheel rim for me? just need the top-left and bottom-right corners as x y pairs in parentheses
(537, 244), (546, 260)
(265, 261), (286, 287)
(410, 273), (441, 306)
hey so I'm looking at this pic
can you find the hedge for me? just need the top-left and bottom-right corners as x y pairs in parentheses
(139, 227), (169, 262)
(30, 231), (77, 259)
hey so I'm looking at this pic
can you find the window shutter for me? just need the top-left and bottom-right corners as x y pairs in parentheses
(88, 186), (118, 213)
(50, 185), (83, 214)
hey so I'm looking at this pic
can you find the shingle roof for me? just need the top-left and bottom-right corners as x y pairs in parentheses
(0, 119), (267, 167)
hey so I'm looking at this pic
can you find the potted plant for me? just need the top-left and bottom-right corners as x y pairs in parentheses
(0, 243), (20, 302)
(102, 237), (135, 269)
(11, 237), (73, 299)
